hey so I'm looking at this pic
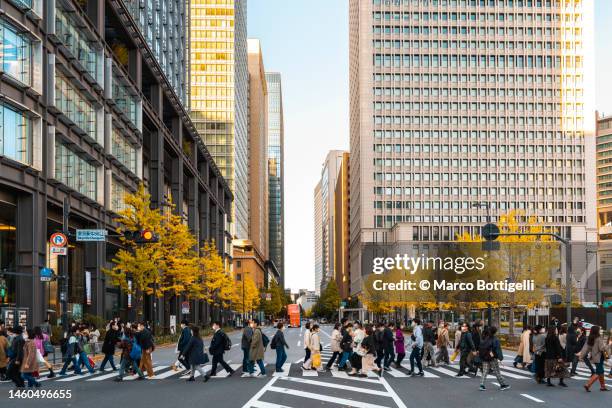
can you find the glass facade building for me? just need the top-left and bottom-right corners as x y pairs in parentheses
(265, 72), (285, 287)
(189, 0), (249, 239)
(349, 0), (597, 293)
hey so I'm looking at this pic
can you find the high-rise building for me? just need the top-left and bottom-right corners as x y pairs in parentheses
(349, 0), (597, 296)
(314, 150), (346, 294)
(266, 72), (285, 288)
(244, 39), (271, 286)
(0, 0), (231, 327)
(334, 152), (351, 299)
(314, 181), (323, 294)
(596, 113), (612, 303)
(189, 0), (249, 239)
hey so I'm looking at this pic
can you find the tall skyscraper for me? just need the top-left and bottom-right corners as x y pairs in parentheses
(349, 0), (597, 295)
(314, 181), (323, 295)
(266, 72), (285, 288)
(190, 0), (249, 239)
(247, 39), (269, 265)
(314, 150), (346, 294)
(596, 113), (612, 303)
(334, 152), (351, 299)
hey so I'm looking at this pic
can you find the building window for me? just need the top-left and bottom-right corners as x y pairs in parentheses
(111, 129), (136, 173)
(55, 72), (97, 140)
(111, 179), (130, 213)
(0, 19), (32, 86)
(0, 104), (32, 165)
(55, 8), (99, 79)
(113, 74), (139, 127)
(54, 140), (97, 199)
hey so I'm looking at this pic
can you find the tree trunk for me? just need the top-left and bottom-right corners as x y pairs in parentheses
(509, 305), (515, 337)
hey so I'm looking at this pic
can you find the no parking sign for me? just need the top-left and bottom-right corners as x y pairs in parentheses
(50, 232), (68, 255)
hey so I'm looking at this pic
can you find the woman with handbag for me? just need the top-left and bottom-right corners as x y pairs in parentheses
(20, 329), (41, 388)
(183, 326), (209, 382)
(324, 323), (342, 371)
(360, 325), (379, 377)
(578, 326), (611, 392)
(544, 325), (569, 387)
(348, 322), (365, 376)
(33, 326), (55, 378)
(306, 325), (322, 372)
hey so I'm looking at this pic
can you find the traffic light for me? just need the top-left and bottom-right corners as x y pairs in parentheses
(0, 278), (6, 301)
(124, 229), (159, 244)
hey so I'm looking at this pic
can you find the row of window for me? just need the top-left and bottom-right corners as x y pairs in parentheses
(55, 72), (97, 140)
(374, 102), (571, 112)
(373, 143), (582, 154)
(373, 54), (577, 69)
(54, 140), (97, 200)
(0, 104), (31, 165)
(112, 129), (137, 173)
(373, 39), (569, 51)
(373, 129), (584, 139)
(0, 19), (32, 86)
(373, 187), (585, 197)
(372, 11), (578, 23)
(373, 158), (584, 168)
(112, 74), (139, 126)
(373, 73), (575, 84)
(373, 114), (583, 127)
(373, 0), (564, 9)
(375, 200), (582, 210)
(374, 214), (584, 229)
(55, 7), (100, 80)
(373, 172), (583, 183)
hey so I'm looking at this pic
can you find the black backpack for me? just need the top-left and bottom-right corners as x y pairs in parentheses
(223, 332), (232, 351)
(261, 330), (270, 349)
(479, 337), (495, 362)
(270, 334), (277, 349)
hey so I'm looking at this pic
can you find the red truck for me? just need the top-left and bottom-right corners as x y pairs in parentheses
(288, 304), (300, 328)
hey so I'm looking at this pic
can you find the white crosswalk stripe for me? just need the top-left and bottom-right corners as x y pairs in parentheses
(272, 363), (291, 377)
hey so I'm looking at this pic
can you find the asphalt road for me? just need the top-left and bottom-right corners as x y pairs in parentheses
(1, 325), (610, 408)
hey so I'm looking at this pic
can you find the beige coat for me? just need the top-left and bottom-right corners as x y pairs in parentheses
(436, 328), (449, 347)
(249, 328), (265, 361)
(579, 337), (611, 364)
(309, 332), (321, 354)
(0, 335), (8, 369)
(517, 330), (532, 364)
(330, 329), (342, 352)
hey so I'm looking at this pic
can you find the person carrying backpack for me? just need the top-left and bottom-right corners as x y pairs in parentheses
(204, 321), (235, 381)
(114, 328), (145, 381)
(479, 326), (510, 391)
(59, 327), (83, 376)
(247, 319), (266, 377)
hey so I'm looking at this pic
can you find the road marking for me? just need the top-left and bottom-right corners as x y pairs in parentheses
(297, 340), (301, 347)
(429, 366), (470, 378)
(56, 371), (97, 382)
(124, 365), (168, 380)
(294, 358), (304, 364)
(378, 375), (408, 408)
(279, 376), (388, 396)
(232, 343), (240, 348)
(272, 363), (291, 377)
(241, 376), (280, 408)
(521, 394), (545, 403)
(494, 369), (531, 380)
(399, 363), (439, 378)
(301, 368), (319, 376)
(330, 370), (381, 383)
(154, 367), (190, 379)
(384, 367), (408, 378)
(267, 386), (389, 408)
(87, 370), (124, 381)
(249, 401), (292, 408)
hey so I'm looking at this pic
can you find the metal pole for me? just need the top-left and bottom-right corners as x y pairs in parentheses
(565, 243), (572, 325)
(61, 196), (70, 333)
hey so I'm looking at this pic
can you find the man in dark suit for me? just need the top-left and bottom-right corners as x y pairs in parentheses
(204, 321), (234, 382)
(176, 320), (192, 370)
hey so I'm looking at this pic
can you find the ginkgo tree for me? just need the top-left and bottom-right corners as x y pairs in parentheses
(234, 274), (260, 318)
(200, 241), (236, 319)
(103, 184), (165, 320)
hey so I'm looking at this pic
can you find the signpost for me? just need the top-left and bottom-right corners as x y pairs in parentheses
(76, 229), (107, 242)
(49, 232), (68, 256)
(181, 301), (190, 315)
(39, 268), (54, 282)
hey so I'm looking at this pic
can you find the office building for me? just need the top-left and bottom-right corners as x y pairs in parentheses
(0, 0), (231, 327)
(313, 150), (345, 294)
(314, 181), (323, 295)
(334, 152), (351, 299)
(189, 0), (249, 239)
(596, 113), (612, 304)
(266, 72), (285, 289)
(349, 0), (597, 297)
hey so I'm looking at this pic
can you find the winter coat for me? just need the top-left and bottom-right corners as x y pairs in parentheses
(309, 332), (321, 353)
(394, 328), (405, 354)
(353, 329), (365, 353)
(579, 337), (611, 364)
(241, 326), (253, 349)
(436, 328), (449, 348)
(382, 327), (394, 351)
(458, 331), (475, 352)
(20, 341), (38, 373)
(340, 328), (353, 352)
(10, 335), (25, 362)
(136, 329), (154, 351)
(209, 329), (227, 356)
(177, 326), (192, 353)
(102, 328), (119, 355)
(0, 334), (8, 368)
(544, 335), (564, 360)
(249, 328), (265, 361)
(330, 329), (342, 352)
(183, 336), (207, 366)
(517, 330), (532, 364)
(271, 330), (288, 350)
(361, 335), (377, 355)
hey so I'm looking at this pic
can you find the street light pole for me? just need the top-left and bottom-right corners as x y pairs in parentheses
(61, 196), (70, 333)
(472, 202), (492, 327)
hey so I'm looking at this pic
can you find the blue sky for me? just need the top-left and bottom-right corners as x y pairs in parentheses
(248, 0), (612, 292)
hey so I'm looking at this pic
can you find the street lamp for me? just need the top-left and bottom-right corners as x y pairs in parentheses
(472, 202), (492, 327)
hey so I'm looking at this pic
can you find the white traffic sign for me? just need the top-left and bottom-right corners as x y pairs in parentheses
(50, 232), (68, 247)
(51, 247), (67, 256)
